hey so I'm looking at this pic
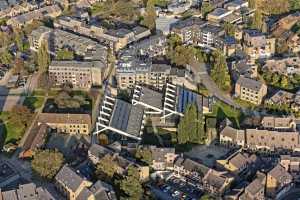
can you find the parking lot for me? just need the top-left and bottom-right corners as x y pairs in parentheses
(154, 175), (203, 200)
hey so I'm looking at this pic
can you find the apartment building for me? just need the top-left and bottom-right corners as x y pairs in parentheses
(29, 26), (107, 62)
(37, 113), (92, 135)
(0, 1), (38, 18)
(239, 172), (266, 200)
(280, 155), (300, 175)
(243, 29), (275, 60)
(54, 16), (151, 51)
(235, 76), (267, 105)
(7, 5), (62, 28)
(49, 60), (106, 88)
(170, 18), (224, 49)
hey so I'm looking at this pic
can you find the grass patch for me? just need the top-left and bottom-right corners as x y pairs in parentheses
(0, 112), (26, 145)
(206, 101), (244, 128)
(23, 96), (45, 111)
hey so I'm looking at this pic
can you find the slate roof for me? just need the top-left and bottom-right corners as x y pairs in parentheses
(151, 147), (175, 162)
(138, 87), (163, 110)
(55, 165), (86, 192)
(110, 99), (144, 137)
(268, 164), (292, 184)
(236, 76), (264, 92)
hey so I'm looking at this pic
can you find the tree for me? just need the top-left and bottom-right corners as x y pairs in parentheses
(135, 148), (153, 165)
(13, 58), (25, 75)
(248, 0), (256, 9)
(120, 166), (144, 200)
(289, 0), (300, 11)
(201, 2), (214, 18)
(96, 154), (119, 181)
(210, 50), (231, 91)
(200, 194), (215, 200)
(54, 91), (88, 109)
(177, 104), (206, 144)
(37, 41), (50, 72)
(0, 50), (13, 65)
(223, 22), (236, 36)
(280, 76), (289, 88)
(251, 9), (264, 31)
(31, 149), (64, 180)
(142, 0), (156, 30)
(10, 105), (32, 127)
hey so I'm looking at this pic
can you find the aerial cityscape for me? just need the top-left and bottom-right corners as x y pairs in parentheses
(0, 0), (300, 199)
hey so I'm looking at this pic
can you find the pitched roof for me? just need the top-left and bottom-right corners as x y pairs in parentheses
(236, 76), (265, 92)
(38, 113), (91, 126)
(150, 147), (175, 162)
(268, 164), (292, 184)
(229, 153), (248, 169)
(55, 165), (88, 192)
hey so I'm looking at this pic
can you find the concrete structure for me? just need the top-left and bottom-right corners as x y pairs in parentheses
(149, 146), (178, 170)
(49, 60), (106, 88)
(235, 76), (267, 105)
(262, 57), (300, 76)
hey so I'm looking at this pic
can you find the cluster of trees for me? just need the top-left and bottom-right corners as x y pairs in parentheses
(91, 0), (140, 21)
(135, 148), (152, 165)
(177, 104), (206, 144)
(95, 155), (144, 199)
(262, 71), (300, 90)
(10, 105), (33, 130)
(201, 2), (214, 18)
(31, 149), (65, 180)
(54, 90), (89, 109)
(166, 34), (196, 66)
(36, 41), (50, 72)
(210, 50), (231, 91)
(142, 0), (156, 31)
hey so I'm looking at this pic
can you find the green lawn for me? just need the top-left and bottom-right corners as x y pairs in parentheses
(0, 112), (26, 144)
(207, 101), (244, 128)
(23, 96), (45, 111)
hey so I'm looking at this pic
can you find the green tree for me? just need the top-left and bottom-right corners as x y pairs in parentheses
(142, 0), (156, 30)
(280, 76), (289, 88)
(178, 104), (206, 144)
(201, 2), (214, 18)
(200, 194), (215, 200)
(251, 9), (264, 31)
(31, 149), (64, 180)
(135, 148), (153, 165)
(248, 0), (256, 9)
(210, 50), (231, 91)
(37, 41), (50, 72)
(0, 50), (13, 65)
(96, 154), (119, 181)
(120, 166), (144, 200)
(14, 30), (24, 52)
(289, 0), (300, 11)
(223, 22), (236, 36)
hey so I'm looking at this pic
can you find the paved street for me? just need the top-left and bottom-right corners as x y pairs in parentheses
(190, 59), (240, 109)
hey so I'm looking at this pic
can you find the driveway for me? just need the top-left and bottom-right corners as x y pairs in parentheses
(189, 60), (240, 109)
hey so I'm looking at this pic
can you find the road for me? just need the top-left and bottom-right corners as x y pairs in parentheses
(278, 187), (300, 200)
(189, 59), (240, 109)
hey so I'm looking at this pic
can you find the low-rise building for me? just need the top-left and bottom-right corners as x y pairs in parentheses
(54, 16), (151, 52)
(55, 165), (117, 200)
(280, 155), (300, 175)
(235, 76), (267, 105)
(49, 60), (106, 88)
(173, 157), (209, 181)
(150, 146), (177, 170)
(219, 125), (245, 147)
(242, 29), (275, 61)
(0, 183), (54, 200)
(262, 57), (300, 76)
(239, 172), (266, 200)
(29, 26), (107, 63)
(266, 164), (293, 199)
(88, 144), (114, 165)
(202, 169), (234, 196)
(261, 116), (296, 131)
(37, 113), (92, 135)
(245, 129), (300, 151)
(7, 5), (62, 28)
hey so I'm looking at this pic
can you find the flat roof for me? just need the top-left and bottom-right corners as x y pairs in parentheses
(139, 87), (163, 110)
